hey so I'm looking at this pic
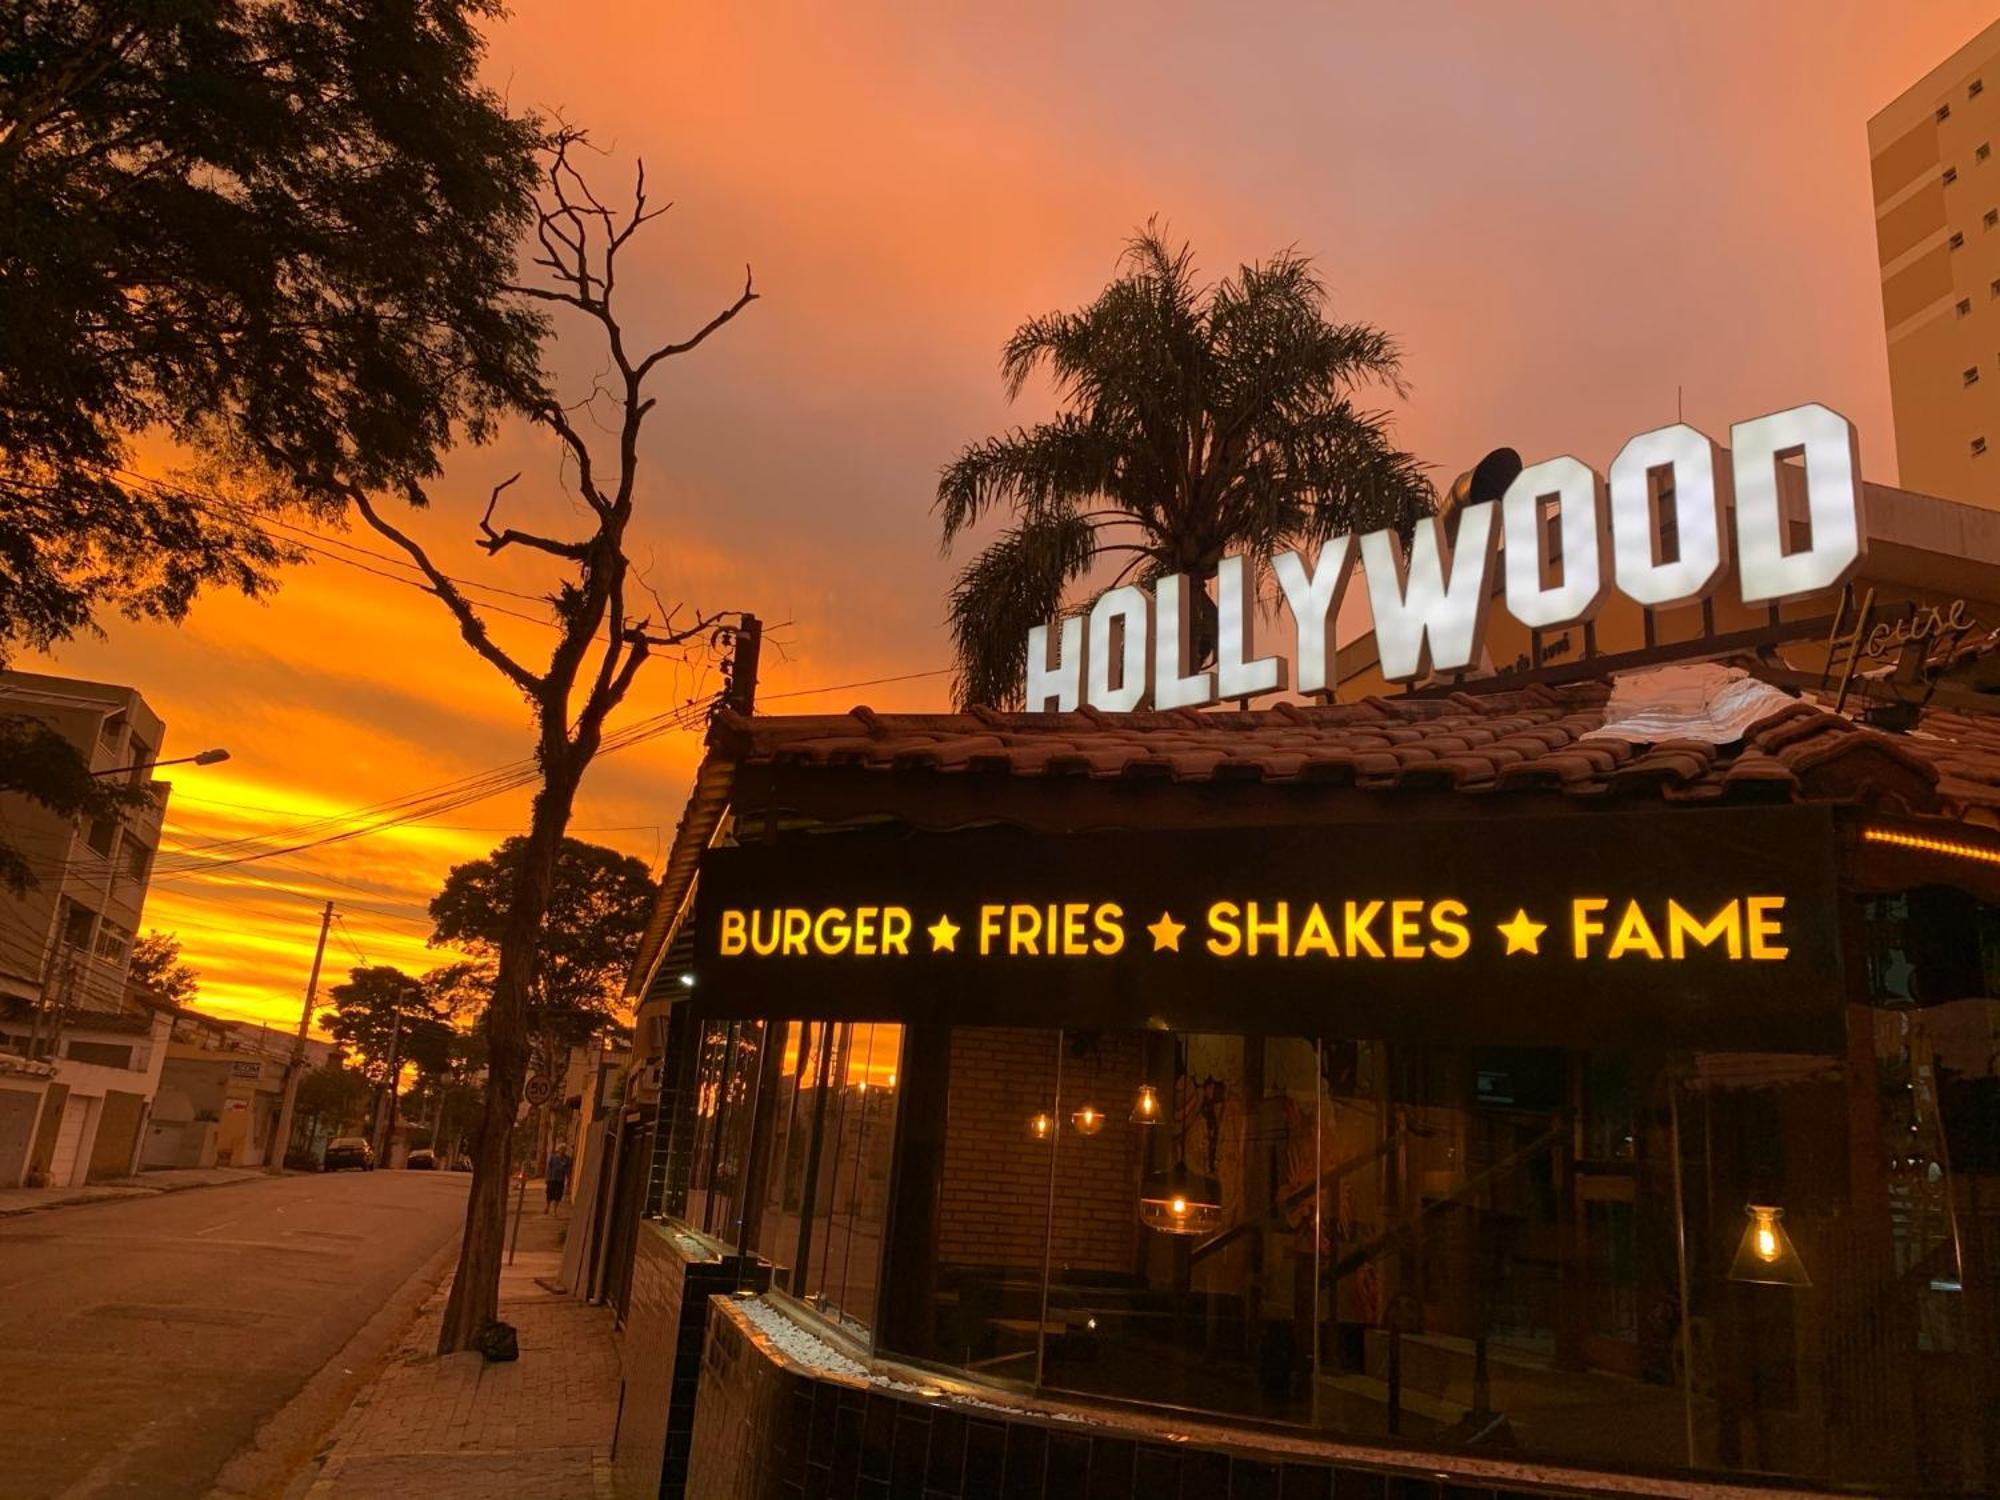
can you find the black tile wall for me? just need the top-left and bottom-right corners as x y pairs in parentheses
(679, 1296), (1621, 1500)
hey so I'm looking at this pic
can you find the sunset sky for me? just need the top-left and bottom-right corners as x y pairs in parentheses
(23, 0), (1996, 1030)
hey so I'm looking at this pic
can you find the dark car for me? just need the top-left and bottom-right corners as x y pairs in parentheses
(405, 1147), (437, 1171)
(323, 1136), (375, 1171)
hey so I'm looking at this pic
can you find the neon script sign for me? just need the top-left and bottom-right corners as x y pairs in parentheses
(1022, 402), (1864, 706)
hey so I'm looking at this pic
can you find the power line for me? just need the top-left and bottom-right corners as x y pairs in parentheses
(149, 694), (718, 879)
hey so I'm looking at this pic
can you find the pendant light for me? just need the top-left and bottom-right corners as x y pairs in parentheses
(1130, 1084), (1162, 1125)
(1071, 1103), (1105, 1136)
(1027, 1111), (1055, 1142)
(1138, 1160), (1224, 1236)
(1728, 1204), (1810, 1286)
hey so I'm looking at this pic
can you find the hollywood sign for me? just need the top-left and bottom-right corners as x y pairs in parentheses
(1023, 402), (1863, 710)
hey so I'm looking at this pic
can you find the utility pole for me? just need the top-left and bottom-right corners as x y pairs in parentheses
(268, 901), (333, 1174)
(373, 1004), (404, 1163)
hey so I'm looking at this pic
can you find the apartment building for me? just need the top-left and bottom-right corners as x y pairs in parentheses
(0, 671), (175, 1187)
(1871, 17), (2000, 505)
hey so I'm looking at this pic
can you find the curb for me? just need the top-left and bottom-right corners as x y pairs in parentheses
(217, 1231), (464, 1500)
(0, 1169), (273, 1218)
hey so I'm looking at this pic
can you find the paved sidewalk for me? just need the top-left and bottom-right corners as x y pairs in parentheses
(295, 1199), (622, 1500)
(0, 1163), (267, 1216)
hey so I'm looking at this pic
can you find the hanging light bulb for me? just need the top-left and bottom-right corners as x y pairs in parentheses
(1138, 1161), (1224, 1236)
(1027, 1111), (1055, 1142)
(1729, 1204), (1810, 1286)
(1130, 1084), (1161, 1125)
(1071, 1103), (1104, 1136)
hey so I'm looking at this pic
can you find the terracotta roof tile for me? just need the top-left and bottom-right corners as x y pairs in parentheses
(714, 677), (2000, 819)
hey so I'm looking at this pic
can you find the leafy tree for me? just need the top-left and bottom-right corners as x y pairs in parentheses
(126, 929), (198, 1007)
(937, 225), (1434, 707)
(319, 965), (451, 1088)
(0, 0), (544, 665)
(430, 836), (653, 1064)
(292, 1059), (372, 1150)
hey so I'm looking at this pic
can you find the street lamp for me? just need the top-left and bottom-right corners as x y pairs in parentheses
(92, 747), (229, 777)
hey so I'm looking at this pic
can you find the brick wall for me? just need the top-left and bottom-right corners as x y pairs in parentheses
(937, 1028), (1145, 1275)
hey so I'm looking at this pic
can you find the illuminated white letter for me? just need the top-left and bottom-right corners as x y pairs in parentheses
(1271, 537), (1354, 696)
(1151, 575), (1214, 710)
(1732, 403), (1864, 603)
(1502, 456), (1609, 629)
(1359, 504), (1499, 682)
(1216, 554), (1286, 701)
(1086, 585), (1150, 712)
(1609, 423), (1729, 607)
(1024, 615), (1084, 712)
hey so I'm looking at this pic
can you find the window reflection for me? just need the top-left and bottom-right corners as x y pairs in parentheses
(662, 978), (2000, 1492)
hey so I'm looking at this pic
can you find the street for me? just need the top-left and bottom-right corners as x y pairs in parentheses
(0, 1169), (468, 1500)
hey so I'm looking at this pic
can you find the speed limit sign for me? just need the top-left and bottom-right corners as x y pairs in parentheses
(524, 1074), (553, 1108)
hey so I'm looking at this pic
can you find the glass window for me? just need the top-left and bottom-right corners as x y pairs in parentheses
(60, 900), (95, 950)
(801, 1022), (903, 1333)
(122, 839), (151, 884)
(680, 1019), (764, 1243)
(1042, 1031), (1322, 1422)
(93, 919), (131, 966)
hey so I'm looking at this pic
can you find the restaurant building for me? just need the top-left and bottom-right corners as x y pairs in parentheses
(600, 418), (2000, 1499)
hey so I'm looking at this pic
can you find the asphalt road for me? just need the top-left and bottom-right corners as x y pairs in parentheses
(0, 1169), (468, 1500)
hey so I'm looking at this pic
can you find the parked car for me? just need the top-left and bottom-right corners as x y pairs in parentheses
(323, 1136), (375, 1171)
(405, 1147), (437, 1170)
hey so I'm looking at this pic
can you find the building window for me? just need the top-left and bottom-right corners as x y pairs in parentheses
(662, 1017), (907, 1339)
(122, 839), (151, 884)
(1940, 102), (1954, 122)
(123, 736), (153, 788)
(94, 919), (131, 965)
(60, 899), (96, 951)
(1968, 367), (1983, 386)
(1959, 298), (1974, 316)
(1945, 166), (1959, 186)
(1975, 437), (1989, 456)
(1952, 231), (1967, 250)
(85, 812), (117, 856)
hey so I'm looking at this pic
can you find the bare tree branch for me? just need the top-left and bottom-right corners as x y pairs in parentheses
(476, 473), (589, 558)
(344, 483), (543, 697)
(633, 266), (758, 381)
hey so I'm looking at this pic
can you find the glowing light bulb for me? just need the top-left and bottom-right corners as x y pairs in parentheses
(1171, 1195), (1189, 1216)
(1755, 1225), (1779, 1262)
(1131, 1084), (1161, 1124)
(1071, 1103), (1104, 1136)
(1028, 1111), (1054, 1141)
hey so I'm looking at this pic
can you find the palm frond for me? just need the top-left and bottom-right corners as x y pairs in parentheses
(946, 508), (1100, 708)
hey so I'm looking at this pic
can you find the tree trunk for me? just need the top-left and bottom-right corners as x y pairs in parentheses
(435, 757), (582, 1353)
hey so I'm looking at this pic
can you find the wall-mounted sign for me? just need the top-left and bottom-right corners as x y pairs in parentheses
(1023, 403), (1864, 706)
(692, 806), (1843, 1051)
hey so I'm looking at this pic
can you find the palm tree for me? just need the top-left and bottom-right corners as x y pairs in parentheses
(937, 225), (1434, 708)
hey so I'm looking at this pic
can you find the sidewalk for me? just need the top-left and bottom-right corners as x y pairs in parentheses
(0, 1163), (267, 1216)
(293, 1194), (622, 1500)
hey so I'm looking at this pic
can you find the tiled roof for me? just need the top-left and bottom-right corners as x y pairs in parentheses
(624, 675), (2000, 1007)
(712, 681), (1984, 816)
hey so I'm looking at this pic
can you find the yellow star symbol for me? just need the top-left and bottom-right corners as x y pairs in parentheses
(1496, 908), (1547, 956)
(927, 914), (960, 952)
(1147, 911), (1186, 952)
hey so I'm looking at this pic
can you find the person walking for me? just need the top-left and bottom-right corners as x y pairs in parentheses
(543, 1143), (572, 1214)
